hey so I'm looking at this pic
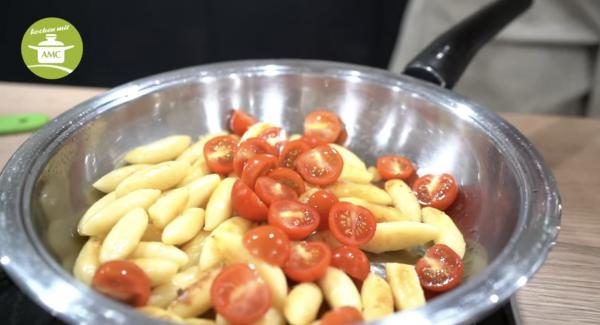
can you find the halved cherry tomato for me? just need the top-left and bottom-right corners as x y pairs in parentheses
(376, 155), (416, 180)
(278, 140), (310, 169)
(243, 225), (291, 266)
(335, 127), (348, 145)
(415, 244), (464, 292)
(307, 190), (338, 230)
(203, 135), (238, 174)
(268, 167), (305, 195)
(211, 264), (272, 325)
(321, 306), (364, 325)
(241, 154), (278, 188)
(268, 200), (320, 240)
(258, 127), (287, 148)
(301, 134), (327, 148)
(229, 109), (257, 136)
(303, 111), (343, 143)
(232, 180), (269, 221)
(282, 241), (331, 282)
(233, 138), (277, 175)
(328, 202), (376, 246)
(295, 145), (343, 186)
(91, 260), (151, 307)
(331, 245), (370, 281)
(412, 173), (459, 210)
(254, 176), (298, 205)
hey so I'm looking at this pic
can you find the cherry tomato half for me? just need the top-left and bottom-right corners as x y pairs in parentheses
(307, 190), (338, 230)
(376, 155), (416, 181)
(258, 127), (287, 148)
(321, 306), (364, 325)
(268, 200), (320, 240)
(283, 241), (331, 282)
(415, 244), (464, 292)
(241, 154), (278, 188)
(335, 128), (348, 146)
(295, 145), (343, 186)
(243, 225), (291, 266)
(229, 109), (257, 136)
(232, 180), (269, 221)
(211, 264), (272, 325)
(328, 202), (376, 246)
(331, 245), (370, 281)
(412, 173), (459, 210)
(234, 138), (277, 175)
(91, 260), (151, 307)
(254, 176), (298, 206)
(268, 167), (305, 195)
(278, 140), (310, 169)
(303, 110), (343, 143)
(203, 135), (239, 174)
(301, 134), (327, 148)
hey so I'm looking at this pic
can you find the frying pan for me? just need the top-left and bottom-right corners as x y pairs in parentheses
(0, 0), (560, 324)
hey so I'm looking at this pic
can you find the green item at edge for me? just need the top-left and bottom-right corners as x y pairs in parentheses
(0, 113), (50, 135)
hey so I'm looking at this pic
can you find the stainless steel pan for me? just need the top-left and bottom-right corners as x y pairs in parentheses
(0, 1), (560, 324)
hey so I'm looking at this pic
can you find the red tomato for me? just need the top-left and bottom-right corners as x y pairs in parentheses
(258, 127), (287, 148)
(211, 264), (272, 325)
(267, 167), (305, 195)
(376, 155), (416, 180)
(231, 180), (269, 221)
(268, 200), (320, 240)
(301, 134), (327, 148)
(321, 306), (364, 325)
(331, 245), (370, 281)
(307, 190), (338, 230)
(243, 225), (291, 266)
(241, 154), (278, 188)
(295, 145), (343, 186)
(203, 135), (238, 174)
(91, 260), (151, 307)
(278, 140), (310, 169)
(335, 127), (348, 145)
(283, 241), (331, 282)
(229, 110), (257, 136)
(328, 202), (376, 246)
(303, 111), (343, 143)
(412, 173), (459, 210)
(254, 176), (298, 205)
(415, 244), (464, 292)
(233, 138), (277, 175)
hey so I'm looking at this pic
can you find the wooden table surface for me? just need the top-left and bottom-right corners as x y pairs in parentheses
(1, 82), (599, 324)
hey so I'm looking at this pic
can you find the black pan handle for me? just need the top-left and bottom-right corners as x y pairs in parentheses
(403, 0), (533, 89)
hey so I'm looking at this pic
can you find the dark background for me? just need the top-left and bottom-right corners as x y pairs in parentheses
(1, 0), (407, 87)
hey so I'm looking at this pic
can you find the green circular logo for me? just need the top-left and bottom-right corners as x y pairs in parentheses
(21, 17), (83, 79)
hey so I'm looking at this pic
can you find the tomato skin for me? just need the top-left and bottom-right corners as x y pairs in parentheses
(268, 200), (320, 240)
(229, 110), (257, 136)
(321, 306), (364, 325)
(241, 154), (278, 188)
(243, 225), (291, 266)
(233, 138), (277, 175)
(258, 127), (287, 148)
(278, 140), (311, 169)
(412, 173), (459, 210)
(335, 127), (348, 146)
(307, 190), (338, 230)
(211, 264), (272, 325)
(328, 202), (376, 246)
(376, 155), (416, 181)
(415, 244), (464, 292)
(91, 260), (151, 307)
(301, 135), (327, 148)
(203, 135), (239, 174)
(303, 111), (343, 143)
(331, 245), (370, 281)
(254, 176), (298, 205)
(283, 241), (331, 282)
(295, 145), (344, 186)
(267, 167), (305, 195)
(231, 180), (269, 221)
